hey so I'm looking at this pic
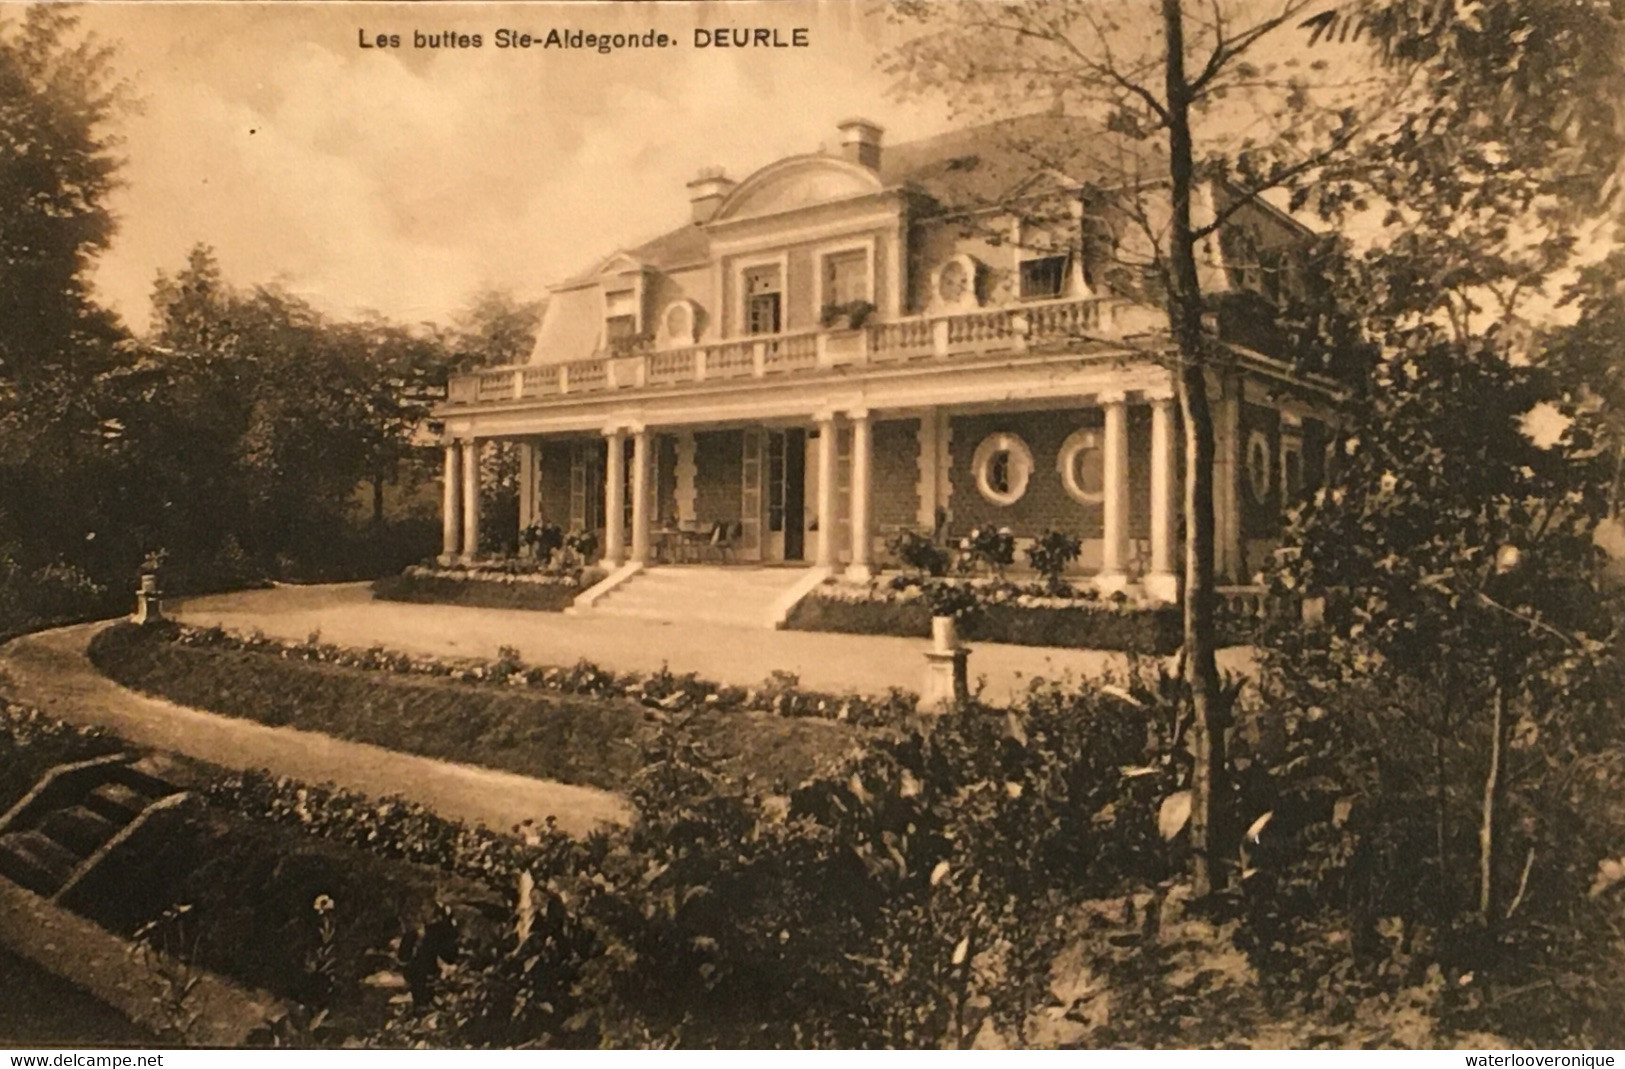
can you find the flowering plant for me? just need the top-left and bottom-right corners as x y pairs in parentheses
(955, 526), (1016, 578)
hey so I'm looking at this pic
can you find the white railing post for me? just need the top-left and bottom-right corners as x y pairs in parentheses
(932, 318), (950, 357)
(753, 341), (767, 377)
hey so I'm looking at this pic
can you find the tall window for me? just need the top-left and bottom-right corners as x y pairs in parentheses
(1019, 255), (1068, 300)
(605, 289), (638, 345)
(745, 266), (782, 335)
(823, 249), (869, 307)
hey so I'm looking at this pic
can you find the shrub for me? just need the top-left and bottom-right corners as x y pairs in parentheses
(923, 578), (979, 620)
(1025, 530), (1082, 595)
(519, 522), (565, 564)
(885, 528), (951, 577)
(954, 526), (1016, 578)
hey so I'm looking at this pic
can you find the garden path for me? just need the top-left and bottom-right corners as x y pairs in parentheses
(172, 583), (1257, 704)
(0, 623), (632, 836)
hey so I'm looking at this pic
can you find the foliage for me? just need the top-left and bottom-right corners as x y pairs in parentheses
(1253, 335), (1625, 1045)
(788, 576), (1182, 654)
(1025, 529), (1082, 594)
(954, 525), (1016, 578)
(819, 300), (877, 330)
(520, 521), (565, 563)
(885, 528), (951, 577)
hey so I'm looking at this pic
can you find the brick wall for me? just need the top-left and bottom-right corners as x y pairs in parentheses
(694, 429), (743, 526)
(872, 419), (921, 531)
(946, 408), (1155, 542)
(536, 440), (574, 528)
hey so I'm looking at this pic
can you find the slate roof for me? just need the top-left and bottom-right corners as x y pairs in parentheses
(557, 114), (1164, 285)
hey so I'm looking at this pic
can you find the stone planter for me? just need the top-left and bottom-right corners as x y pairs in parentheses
(931, 614), (960, 652)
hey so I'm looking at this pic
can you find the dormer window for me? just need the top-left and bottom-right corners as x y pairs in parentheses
(1019, 255), (1069, 300)
(745, 265), (782, 335)
(605, 288), (639, 345)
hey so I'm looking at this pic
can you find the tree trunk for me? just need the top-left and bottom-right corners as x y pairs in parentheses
(1478, 681), (1511, 925)
(371, 472), (385, 526)
(1163, 0), (1229, 898)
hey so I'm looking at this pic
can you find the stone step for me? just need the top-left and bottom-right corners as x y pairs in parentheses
(595, 605), (772, 629)
(0, 831), (82, 896)
(83, 782), (155, 824)
(33, 806), (121, 858)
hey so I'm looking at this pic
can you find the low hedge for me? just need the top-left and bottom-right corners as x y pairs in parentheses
(371, 571), (581, 612)
(786, 594), (1182, 655)
(88, 623), (863, 793)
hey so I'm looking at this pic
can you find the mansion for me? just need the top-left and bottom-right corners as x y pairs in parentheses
(434, 116), (1345, 603)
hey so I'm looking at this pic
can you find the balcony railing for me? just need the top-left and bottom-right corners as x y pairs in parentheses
(444, 295), (1159, 406)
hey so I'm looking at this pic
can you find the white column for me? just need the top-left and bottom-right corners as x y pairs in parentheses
(603, 429), (626, 568)
(440, 442), (460, 563)
(518, 441), (537, 534)
(848, 409), (873, 581)
(814, 412), (839, 568)
(915, 408), (938, 530)
(1096, 394), (1130, 593)
(1146, 394), (1179, 603)
(460, 438), (480, 561)
(1216, 383), (1244, 582)
(629, 428), (652, 565)
(674, 431), (698, 525)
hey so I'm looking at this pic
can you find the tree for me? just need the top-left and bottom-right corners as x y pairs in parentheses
(887, 0), (1380, 895)
(448, 287), (545, 369)
(0, 6), (126, 381)
(886, 0), (1625, 898)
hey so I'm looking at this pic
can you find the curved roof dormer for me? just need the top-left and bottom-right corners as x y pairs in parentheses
(707, 153), (888, 226)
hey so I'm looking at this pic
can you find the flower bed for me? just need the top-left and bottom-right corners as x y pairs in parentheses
(785, 577), (1182, 655)
(88, 623), (900, 793)
(370, 561), (597, 613)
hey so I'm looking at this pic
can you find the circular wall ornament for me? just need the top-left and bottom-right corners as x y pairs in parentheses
(1246, 430), (1273, 504)
(972, 432), (1033, 507)
(933, 255), (980, 310)
(1057, 428), (1106, 504)
(662, 300), (698, 347)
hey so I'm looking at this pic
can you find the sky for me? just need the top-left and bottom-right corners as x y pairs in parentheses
(70, 1), (958, 334)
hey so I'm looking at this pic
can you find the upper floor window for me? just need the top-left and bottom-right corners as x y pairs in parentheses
(605, 289), (638, 345)
(823, 249), (870, 308)
(745, 265), (782, 335)
(1019, 255), (1069, 300)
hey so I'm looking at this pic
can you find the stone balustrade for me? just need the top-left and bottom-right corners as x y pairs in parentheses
(445, 295), (1147, 405)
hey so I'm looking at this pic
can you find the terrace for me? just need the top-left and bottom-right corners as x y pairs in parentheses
(443, 294), (1170, 407)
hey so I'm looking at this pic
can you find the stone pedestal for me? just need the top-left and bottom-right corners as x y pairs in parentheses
(919, 615), (969, 712)
(133, 573), (163, 626)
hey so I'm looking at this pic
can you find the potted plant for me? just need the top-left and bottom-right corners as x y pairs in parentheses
(820, 299), (876, 331)
(923, 579), (979, 652)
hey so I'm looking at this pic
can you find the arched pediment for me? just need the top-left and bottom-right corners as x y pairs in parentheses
(711, 155), (885, 223)
(589, 251), (647, 278)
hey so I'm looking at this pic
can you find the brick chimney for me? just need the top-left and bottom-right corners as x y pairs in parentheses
(687, 167), (735, 224)
(837, 118), (884, 171)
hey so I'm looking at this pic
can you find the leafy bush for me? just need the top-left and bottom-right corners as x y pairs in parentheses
(786, 579), (1182, 654)
(371, 570), (582, 612)
(885, 528), (951, 577)
(923, 578), (980, 620)
(519, 521), (564, 564)
(954, 526), (1016, 578)
(1025, 529), (1082, 595)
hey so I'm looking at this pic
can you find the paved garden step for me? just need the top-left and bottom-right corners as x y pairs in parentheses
(83, 782), (156, 823)
(592, 566), (812, 629)
(33, 806), (121, 857)
(0, 831), (82, 896)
